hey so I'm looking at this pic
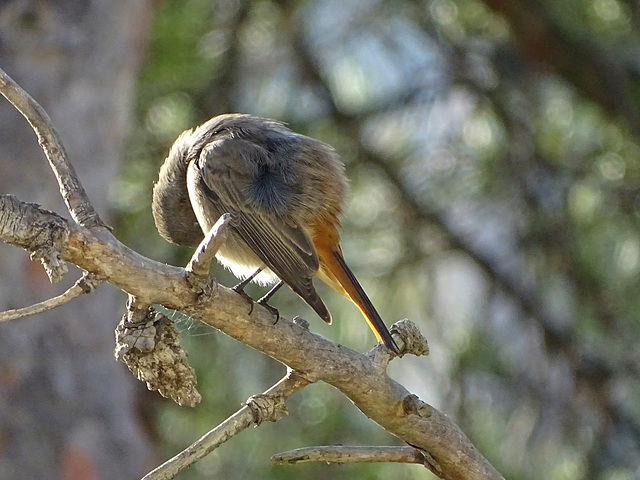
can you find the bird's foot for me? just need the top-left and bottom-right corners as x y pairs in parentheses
(233, 283), (255, 315)
(257, 297), (280, 324)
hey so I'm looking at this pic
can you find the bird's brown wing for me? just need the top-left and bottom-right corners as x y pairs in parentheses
(193, 137), (331, 323)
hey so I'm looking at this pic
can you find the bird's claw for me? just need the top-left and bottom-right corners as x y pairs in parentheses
(257, 298), (280, 324)
(233, 284), (255, 315)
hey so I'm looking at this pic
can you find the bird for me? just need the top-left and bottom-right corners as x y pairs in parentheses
(152, 113), (398, 353)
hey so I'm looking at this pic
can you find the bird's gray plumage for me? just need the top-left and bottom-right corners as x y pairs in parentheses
(152, 114), (348, 323)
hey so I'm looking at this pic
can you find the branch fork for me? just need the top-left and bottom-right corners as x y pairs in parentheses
(0, 66), (505, 480)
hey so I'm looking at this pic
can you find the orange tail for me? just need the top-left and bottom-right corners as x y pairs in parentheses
(313, 225), (398, 353)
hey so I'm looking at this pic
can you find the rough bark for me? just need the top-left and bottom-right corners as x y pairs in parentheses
(0, 189), (504, 480)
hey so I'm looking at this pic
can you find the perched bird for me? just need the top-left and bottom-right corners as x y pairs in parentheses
(152, 113), (397, 352)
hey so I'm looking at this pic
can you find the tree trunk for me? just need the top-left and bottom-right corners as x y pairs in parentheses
(0, 1), (154, 478)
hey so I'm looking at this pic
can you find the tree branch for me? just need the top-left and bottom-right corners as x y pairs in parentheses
(272, 445), (428, 466)
(0, 272), (101, 322)
(0, 185), (503, 480)
(143, 370), (310, 480)
(185, 213), (231, 293)
(0, 68), (104, 228)
(0, 68), (505, 480)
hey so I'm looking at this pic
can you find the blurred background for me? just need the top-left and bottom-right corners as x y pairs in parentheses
(1, 0), (640, 479)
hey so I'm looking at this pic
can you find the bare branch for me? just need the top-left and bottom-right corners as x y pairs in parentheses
(142, 370), (310, 480)
(272, 445), (428, 466)
(0, 71), (505, 480)
(185, 213), (231, 293)
(0, 193), (503, 480)
(0, 67), (104, 228)
(0, 273), (101, 322)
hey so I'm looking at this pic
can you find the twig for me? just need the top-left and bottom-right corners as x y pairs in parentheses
(0, 67), (104, 228)
(272, 445), (427, 465)
(2, 190), (504, 480)
(185, 213), (231, 292)
(0, 273), (101, 322)
(0, 69), (506, 480)
(185, 213), (231, 276)
(142, 370), (310, 480)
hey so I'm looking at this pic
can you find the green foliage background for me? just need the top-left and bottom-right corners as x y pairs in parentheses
(116, 0), (640, 478)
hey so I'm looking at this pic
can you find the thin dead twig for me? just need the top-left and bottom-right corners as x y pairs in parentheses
(142, 370), (311, 480)
(185, 213), (232, 293)
(272, 445), (427, 465)
(0, 273), (101, 322)
(0, 64), (506, 480)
